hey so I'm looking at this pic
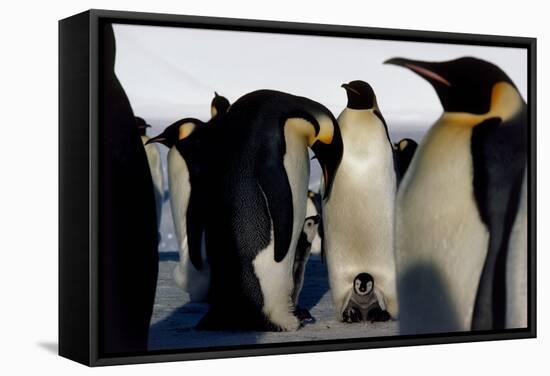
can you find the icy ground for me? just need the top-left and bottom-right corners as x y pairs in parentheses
(148, 253), (398, 350)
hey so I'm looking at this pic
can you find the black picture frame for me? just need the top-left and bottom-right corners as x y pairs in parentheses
(59, 8), (537, 367)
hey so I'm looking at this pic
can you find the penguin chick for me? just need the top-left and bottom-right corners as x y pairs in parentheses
(342, 273), (390, 323)
(292, 215), (320, 323)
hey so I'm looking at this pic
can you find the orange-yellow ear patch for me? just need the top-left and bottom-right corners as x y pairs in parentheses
(489, 82), (524, 121)
(399, 139), (408, 151)
(316, 115), (335, 145)
(178, 122), (196, 140)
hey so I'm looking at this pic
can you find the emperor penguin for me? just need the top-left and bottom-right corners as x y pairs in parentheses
(199, 90), (343, 332)
(394, 138), (418, 180)
(147, 119), (211, 302)
(100, 23), (158, 353)
(385, 57), (527, 333)
(323, 80), (398, 321)
(211, 91), (230, 119)
(136, 116), (164, 228)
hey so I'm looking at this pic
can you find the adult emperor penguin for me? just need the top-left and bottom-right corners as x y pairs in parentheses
(385, 57), (527, 333)
(210, 91), (230, 119)
(199, 89), (343, 331)
(394, 138), (418, 180)
(136, 116), (164, 228)
(323, 80), (398, 321)
(147, 118), (211, 302)
(100, 24), (158, 353)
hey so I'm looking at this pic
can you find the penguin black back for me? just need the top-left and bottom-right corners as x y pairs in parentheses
(100, 23), (158, 354)
(201, 90), (343, 331)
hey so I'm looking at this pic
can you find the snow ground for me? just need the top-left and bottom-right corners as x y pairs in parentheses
(148, 255), (398, 350)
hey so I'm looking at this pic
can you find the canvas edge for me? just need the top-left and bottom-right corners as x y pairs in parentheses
(57, 8), (537, 367)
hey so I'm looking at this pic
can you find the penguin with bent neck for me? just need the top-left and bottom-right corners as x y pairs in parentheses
(386, 57), (527, 333)
(199, 89), (343, 332)
(147, 119), (211, 302)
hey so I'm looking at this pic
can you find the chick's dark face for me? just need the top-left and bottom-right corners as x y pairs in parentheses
(354, 273), (374, 295)
(385, 57), (514, 114)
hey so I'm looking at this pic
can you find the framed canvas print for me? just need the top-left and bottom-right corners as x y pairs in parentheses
(59, 9), (536, 366)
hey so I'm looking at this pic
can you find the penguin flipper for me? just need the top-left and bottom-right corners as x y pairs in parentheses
(257, 161), (294, 263)
(471, 115), (527, 330)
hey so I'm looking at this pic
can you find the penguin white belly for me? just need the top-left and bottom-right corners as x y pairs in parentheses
(505, 170), (528, 328)
(142, 135), (164, 228)
(252, 126), (309, 331)
(167, 147), (210, 302)
(324, 109), (397, 318)
(396, 115), (490, 334)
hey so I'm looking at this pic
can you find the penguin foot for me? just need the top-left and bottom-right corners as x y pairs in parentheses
(295, 306), (316, 325)
(268, 311), (301, 331)
(367, 307), (391, 322)
(342, 307), (362, 323)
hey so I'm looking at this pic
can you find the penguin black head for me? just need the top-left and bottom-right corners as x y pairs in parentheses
(384, 57), (517, 114)
(146, 118), (204, 148)
(395, 138), (418, 152)
(354, 273), (374, 296)
(135, 116), (151, 136)
(211, 92), (230, 118)
(341, 80), (377, 110)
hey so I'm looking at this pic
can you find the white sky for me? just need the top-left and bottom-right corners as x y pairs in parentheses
(113, 23), (528, 140)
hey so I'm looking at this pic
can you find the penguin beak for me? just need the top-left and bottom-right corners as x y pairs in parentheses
(384, 57), (452, 87)
(145, 134), (168, 146)
(310, 135), (343, 201)
(341, 83), (360, 95)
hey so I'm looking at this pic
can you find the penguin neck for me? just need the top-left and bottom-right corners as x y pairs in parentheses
(440, 82), (524, 126)
(338, 108), (387, 139)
